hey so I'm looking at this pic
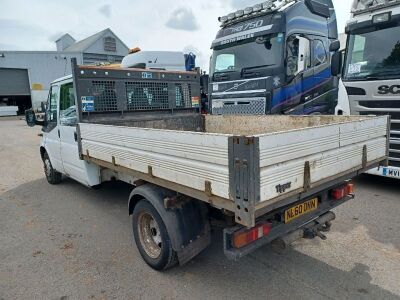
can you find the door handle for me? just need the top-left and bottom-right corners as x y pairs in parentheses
(58, 129), (60, 138)
(74, 132), (78, 142)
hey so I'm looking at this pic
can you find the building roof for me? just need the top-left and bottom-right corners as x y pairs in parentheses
(63, 28), (129, 52)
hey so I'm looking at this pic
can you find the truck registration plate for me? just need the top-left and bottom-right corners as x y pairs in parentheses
(285, 198), (318, 223)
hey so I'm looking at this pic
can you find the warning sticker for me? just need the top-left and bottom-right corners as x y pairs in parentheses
(348, 63), (362, 74)
(81, 96), (95, 112)
(191, 96), (200, 108)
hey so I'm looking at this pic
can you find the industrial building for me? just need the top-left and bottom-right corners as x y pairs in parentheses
(0, 28), (129, 113)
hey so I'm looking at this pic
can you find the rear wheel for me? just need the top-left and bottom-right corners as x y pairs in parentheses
(132, 200), (177, 270)
(43, 152), (62, 184)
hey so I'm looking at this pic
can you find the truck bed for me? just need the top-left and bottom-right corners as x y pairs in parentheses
(78, 115), (389, 227)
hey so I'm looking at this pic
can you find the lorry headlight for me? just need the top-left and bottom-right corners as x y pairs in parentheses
(372, 12), (391, 24)
(228, 13), (235, 20)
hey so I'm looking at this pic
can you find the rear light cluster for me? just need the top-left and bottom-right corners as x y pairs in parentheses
(331, 183), (354, 200)
(233, 222), (272, 249)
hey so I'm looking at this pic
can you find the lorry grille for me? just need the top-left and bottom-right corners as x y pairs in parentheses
(212, 98), (266, 115)
(358, 102), (400, 168)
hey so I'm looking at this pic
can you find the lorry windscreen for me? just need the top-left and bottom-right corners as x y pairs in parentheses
(343, 24), (400, 81)
(210, 33), (284, 76)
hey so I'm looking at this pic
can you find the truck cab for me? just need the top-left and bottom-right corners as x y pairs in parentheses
(209, 0), (341, 115)
(342, 0), (400, 179)
(38, 75), (101, 186)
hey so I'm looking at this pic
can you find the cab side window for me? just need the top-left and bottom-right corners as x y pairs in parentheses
(46, 86), (58, 124)
(314, 40), (327, 66)
(286, 35), (311, 77)
(59, 82), (77, 126)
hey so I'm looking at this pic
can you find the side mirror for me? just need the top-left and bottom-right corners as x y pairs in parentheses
(25, 109), (45, 127)
(329, 40), (341, 52)
(331, 52), (342, 77)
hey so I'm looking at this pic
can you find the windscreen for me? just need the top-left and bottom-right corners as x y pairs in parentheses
(210, 33), (284, 76)
(343, 25), (400, 80)
(352, 0), (387, 12)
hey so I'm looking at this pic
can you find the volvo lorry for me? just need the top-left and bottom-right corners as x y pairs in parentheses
(342, 0), (400, 179)
(209, 0), (342, 116)
(25, 57), (390, 270)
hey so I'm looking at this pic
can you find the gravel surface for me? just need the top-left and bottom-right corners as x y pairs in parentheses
(1, 118), (399, 300)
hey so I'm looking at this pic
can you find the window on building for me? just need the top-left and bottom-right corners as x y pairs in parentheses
(104, 37), (117, 52)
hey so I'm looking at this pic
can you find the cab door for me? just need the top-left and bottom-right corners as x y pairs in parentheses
(43, 85), (63, 172)
(283, 35), (312, 113)
(58, 80), (89, 184)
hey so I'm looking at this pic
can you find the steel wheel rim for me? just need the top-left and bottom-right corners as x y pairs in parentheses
(138, 211), (162, 259)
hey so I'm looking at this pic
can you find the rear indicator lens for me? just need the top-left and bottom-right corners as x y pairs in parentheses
(331, 183), (354, 200)
(233, 222), (272, 249)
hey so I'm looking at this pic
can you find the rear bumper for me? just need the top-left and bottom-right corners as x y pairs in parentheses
(223, 192), (354, 260)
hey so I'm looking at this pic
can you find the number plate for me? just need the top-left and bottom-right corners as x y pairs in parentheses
(284, 198), (318, 223)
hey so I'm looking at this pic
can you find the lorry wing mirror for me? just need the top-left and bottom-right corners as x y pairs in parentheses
(331, 52), (342, 77)
(329, 40), (341, 52)
(25, 109), (45, 127)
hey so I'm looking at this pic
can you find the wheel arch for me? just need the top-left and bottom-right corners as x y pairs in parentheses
(128, 183), (211, 265)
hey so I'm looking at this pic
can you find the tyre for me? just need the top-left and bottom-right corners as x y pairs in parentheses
(132, 200), (178, 270)
(43, 152), (62, 184)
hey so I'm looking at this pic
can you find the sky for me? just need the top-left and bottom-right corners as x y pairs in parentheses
(0, 0), (352, 70)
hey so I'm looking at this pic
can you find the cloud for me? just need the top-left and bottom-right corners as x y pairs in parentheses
(98, 4), (112, 18)
(165, 7), (199, 31)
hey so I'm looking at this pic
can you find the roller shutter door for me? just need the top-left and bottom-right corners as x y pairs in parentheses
(0, 68), (30, 95)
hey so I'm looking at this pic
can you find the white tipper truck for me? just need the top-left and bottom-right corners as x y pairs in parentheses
(25, 59), (389, 270)
(343, 0), (400, 179)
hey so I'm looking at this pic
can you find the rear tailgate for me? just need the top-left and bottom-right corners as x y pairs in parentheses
(256, 116), (388, 207)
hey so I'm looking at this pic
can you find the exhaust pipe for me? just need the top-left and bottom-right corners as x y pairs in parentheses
(271, 212), (336, 253)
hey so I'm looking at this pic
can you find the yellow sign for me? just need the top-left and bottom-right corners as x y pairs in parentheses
(32, 83), (43, 90)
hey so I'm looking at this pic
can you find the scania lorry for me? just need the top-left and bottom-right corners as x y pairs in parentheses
(342, 0), (400, 179)
(25, 56), (389, 270)
(209, 0), (342, 116)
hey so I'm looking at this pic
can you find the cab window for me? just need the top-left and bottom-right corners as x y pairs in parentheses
(59, 82), (77, 126)
(314, 40), (327, 66)
(46, 85), (58, 124)
(286, 35), (311, 77)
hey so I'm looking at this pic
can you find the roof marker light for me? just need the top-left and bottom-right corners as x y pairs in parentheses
(262, 0), (273, 9)
(253, 4), (263, 12)
(244, 7), (254, 15)
(219, 15), (228, 23)
(235, 10), (244, 18)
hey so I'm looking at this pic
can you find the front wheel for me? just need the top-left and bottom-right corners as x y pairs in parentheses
(43, 152), (62, 184)
(132, 200), (177, 270)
